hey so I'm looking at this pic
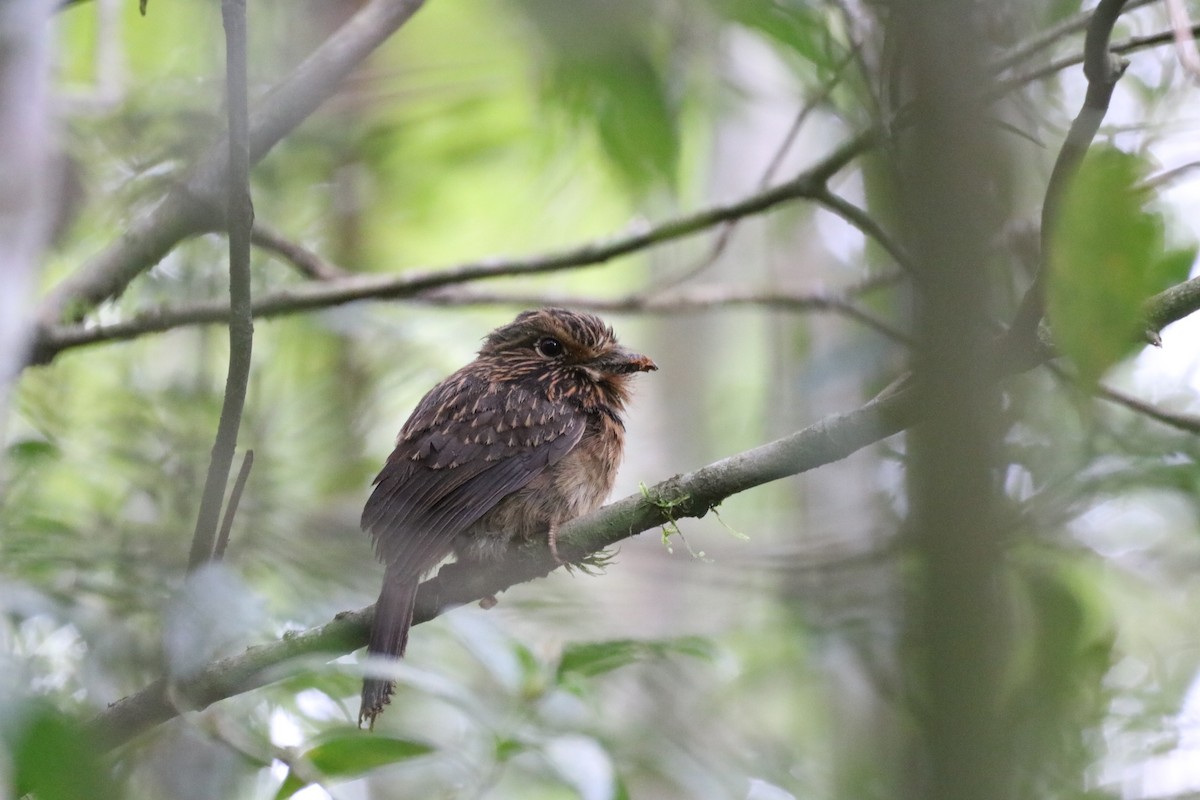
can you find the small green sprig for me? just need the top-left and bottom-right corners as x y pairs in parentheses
(639, 482), (709, 560)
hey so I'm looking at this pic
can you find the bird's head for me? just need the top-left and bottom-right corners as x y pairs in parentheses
(479, 308), (657, 407)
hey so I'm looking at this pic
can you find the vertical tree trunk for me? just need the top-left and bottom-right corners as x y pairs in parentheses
(893, 4), (1016, 799)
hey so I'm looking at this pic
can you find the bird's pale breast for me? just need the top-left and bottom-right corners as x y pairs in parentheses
(452, 412), (623, 562)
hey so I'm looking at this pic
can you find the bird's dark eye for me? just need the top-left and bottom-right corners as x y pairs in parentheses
(536, 337), (564, 358)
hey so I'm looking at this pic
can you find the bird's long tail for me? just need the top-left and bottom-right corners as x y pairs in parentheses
(360, 572), (418, 728)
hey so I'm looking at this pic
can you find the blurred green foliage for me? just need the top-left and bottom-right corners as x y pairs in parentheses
(4, 0), (1200, 798)
(1048, 147), (1195, 388)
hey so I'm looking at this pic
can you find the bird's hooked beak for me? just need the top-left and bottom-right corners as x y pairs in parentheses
(598, 346), (658, 375)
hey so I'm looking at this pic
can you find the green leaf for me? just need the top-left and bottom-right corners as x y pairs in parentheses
(1002, 556), (1116, 776)
(494, 736), (526, 762)
(711, 0), (833, 71)
(9, 703), (116, 800)
(518, 0), (679, 192)
(548, 53), (678, 192)
(274, 734), (434, 799)
(1047, 147), (1176, 387)
(556, 636), (714, 684)
(5, 438), (60, 465)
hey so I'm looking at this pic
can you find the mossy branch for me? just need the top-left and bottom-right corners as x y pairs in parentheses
(86, 385), (916, 751)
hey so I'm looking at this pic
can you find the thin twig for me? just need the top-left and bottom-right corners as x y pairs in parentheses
(214, 450), (253, 561)
(1046, 361), (1200, 435)
(419, 285), (913, 345)
(992, 0), (1156, 74)
(31, 275), (912, 360)
(1095, 383), (1200, 434)
(812, 187), (914, 272)
(1001, 0), (1130, 370)
(998, 22), (1200, 98)
(170, 698), (340, 800)
(28, 135), (883, 365)
(1164, 0), (1200, 81)
(252, 223), (346, 281)
(188, 0), (254, 571)
(1139, 159), (1200, 193)
(37, 0), (427, 326)
(33, 211), (1200, 365)
(654, 52), (858, 290)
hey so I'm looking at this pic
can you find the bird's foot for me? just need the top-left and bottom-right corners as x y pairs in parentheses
(548, 524), (567, 565)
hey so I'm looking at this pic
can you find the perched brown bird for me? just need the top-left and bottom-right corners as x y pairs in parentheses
(359, 308), (656, 726)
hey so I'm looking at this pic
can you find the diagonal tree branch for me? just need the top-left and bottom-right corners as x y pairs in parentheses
(33, 225), (1200, 367)
(992, 0), (1155, 74)
(1094, 381), (1200, 434)
(252, 221), (347, 281)
(417, 286), (912, 345)
(992, 21), (1196, 113)
(33, 5), (1185, 345)
(1147, 275), (1200, 332)
(37, 2), (1193, 369)
(86, 383), (919, 752)
(812, 187), (914, 272)
(1046, 360), (1200, 435)
(82, 260), (1200, 752)
(652, 51), (859, 291)
(27, 134), (878, 365)
(36, 0), (427, 327)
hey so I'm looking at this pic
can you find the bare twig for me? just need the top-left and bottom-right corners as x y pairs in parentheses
(1139, 159), (1200, 193)
(1164, 0), (1200, 80)
(31, 225), (1200, 366)
(185, 706), (340, 800)
(28, 137), (881, 365)
(252, 222), (347, 281)
(188, 0), (254, 571)
(1002, 0), (1130, 369)
(999, 22), (1200, 97)
(36, 0), (427, 326)
(420, 285), (912, 344)
(1046, 360), (1200, 435)
(812, 187), (914, 272)
(654, 52), (858, 290)
(992, 0), (1156, 74)
(214, 450), (254, 561)
(1096, 383), (1200, 434)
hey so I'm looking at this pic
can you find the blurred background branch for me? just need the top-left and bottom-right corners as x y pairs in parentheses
(9, 0), (1200, 797)
(35, 0), (427, 327)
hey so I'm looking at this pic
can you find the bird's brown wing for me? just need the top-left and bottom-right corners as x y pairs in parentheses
(362, 368), (584, 576)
